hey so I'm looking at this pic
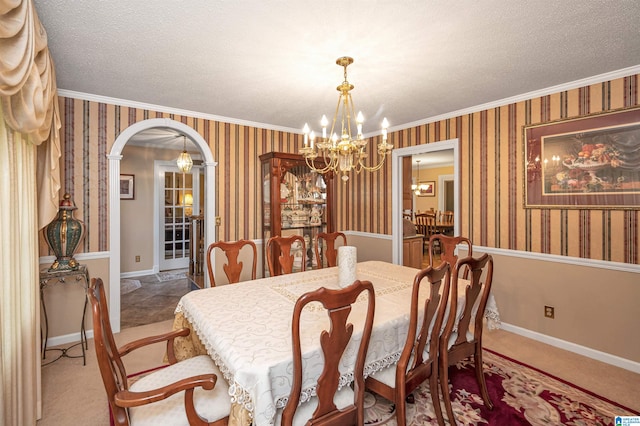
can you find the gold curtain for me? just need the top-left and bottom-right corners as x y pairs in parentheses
(1, 0), (61, 423)
(0, 108), (40, 425)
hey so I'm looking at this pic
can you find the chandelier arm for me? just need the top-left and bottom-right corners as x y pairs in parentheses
(357, 156), (387, 172)
(347, 93), (357, 141)
(329, 94), (342, 143)
(322, 150), (339, 171)
(304, 154), (336, 175)
(355, 146), (391, 172)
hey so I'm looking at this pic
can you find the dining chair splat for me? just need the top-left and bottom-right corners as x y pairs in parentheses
(267, 235), (306, 276)
(428, 235), (472, 274)
(315, 231), (347, 268)
(206, 239), (257, 287)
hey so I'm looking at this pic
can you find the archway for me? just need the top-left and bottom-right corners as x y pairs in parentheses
(108, 118), (217, 333)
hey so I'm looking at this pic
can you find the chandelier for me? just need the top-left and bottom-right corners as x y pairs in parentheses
(176, 135), (193, 173)
(411, 160), (430, 195)
(299, 56), (393, 182)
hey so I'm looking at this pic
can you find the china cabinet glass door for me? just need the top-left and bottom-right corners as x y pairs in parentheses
(260, 152), (334, 277)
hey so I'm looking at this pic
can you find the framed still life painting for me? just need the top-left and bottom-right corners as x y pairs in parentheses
(523, 106), (640, 209)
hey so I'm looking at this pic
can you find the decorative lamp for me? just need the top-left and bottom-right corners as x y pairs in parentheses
(176, 135), (193, 173)
(412, 160), (431, 195)
(43, 193), (86, 271)
(300, 56), (393, 182)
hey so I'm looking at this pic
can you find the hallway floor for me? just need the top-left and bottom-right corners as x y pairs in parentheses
(120, 269), (191, 329)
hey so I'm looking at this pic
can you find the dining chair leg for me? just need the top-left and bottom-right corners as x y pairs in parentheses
(473, 346), (493, 409)
(396, 386), (408, 425)
(429, 370), (445, 426)
(439, 359), (457, 426)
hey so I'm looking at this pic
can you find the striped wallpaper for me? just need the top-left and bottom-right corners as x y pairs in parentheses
(42, 74), (639, 265)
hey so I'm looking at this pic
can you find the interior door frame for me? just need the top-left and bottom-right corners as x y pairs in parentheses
(391, 138), (459, 264)
(155, 161), (200, 272)
(439, 174), (454, 211)
(108, 118), (217, 333)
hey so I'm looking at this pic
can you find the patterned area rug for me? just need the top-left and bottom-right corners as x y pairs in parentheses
(364, 349), (637, 425)
(155, 269), (187, 282)
(120, 279), (141, 294)
(364, 391), (414, 425)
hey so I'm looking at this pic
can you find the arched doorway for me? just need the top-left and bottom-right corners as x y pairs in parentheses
(108, 118), (217, 333)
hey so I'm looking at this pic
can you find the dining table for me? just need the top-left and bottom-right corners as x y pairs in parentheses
(434, 220), (454, 234)
(171, 260), (500, 426)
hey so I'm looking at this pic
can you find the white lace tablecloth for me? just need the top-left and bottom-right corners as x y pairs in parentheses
(175, 261), (500, 426)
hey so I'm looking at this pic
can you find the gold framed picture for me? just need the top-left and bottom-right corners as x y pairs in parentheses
(523, 106), (640, 209)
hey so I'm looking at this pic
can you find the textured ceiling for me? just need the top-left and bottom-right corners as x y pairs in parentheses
(34, 1), (640, 138)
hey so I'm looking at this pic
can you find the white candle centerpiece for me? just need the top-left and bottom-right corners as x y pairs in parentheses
(338, 246), (357, 288)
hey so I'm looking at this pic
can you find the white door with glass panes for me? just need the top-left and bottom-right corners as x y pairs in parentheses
(158, 164), (200, 271)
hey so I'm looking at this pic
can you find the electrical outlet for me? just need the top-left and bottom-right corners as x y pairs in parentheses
(215, 216), (221, 226)
(544, 305), (554, 319)
(135, 255), (140, 262)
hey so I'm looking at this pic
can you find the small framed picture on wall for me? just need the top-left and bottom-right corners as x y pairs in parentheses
(416, 181), (436, 197)
(119, 174), (135, 200)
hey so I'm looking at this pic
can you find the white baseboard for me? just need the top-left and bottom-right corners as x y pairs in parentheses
(500, 322), (640, 374)
(45, 330), (95, 348)
(120, 269), (155, 279)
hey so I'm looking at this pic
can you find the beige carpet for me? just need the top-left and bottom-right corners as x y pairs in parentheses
(38, 320), (175, 426)
(37, 323), (640, 425)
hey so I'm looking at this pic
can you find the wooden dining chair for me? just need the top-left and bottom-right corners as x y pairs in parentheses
(428, 235), (472, 272)
(414, 213), (433, 252)
(88, 278), (231, 426)
(281, 280), (376, 426)
(266, 235), (306, 276)
(314, 231), (347, 268)
(206, 239), (257, 287)
(439, 211), (454, 235)
(413, 213), (427, 236)
(439, 254), (494, 425)
(417, 214), (439, 253)
(365, 262), (451, 426)
(441, 210), (454, 224)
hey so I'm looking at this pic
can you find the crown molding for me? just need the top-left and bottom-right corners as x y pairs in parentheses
(59, 65), (640, 138)
(56, 89), (301, 134)
(382, 64), (640, 135)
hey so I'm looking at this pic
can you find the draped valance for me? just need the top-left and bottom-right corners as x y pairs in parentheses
(1, 0), (61, 228)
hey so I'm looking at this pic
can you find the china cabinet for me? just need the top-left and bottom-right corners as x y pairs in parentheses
(260, 152), (335, 276)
